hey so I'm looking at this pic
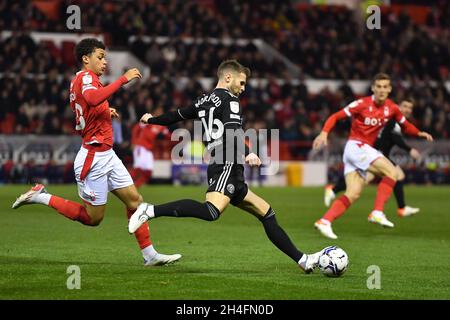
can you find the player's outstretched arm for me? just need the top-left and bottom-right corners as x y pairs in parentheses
(141, 105), (197, 126)
(394, 106), (433, 142)
(397, 118), (433, 142)
(123, 68), (142, 82)
(83, 68), (142, 106)
(417, 131), (433, 142)
(313, 131), (328, 150)
(313, 110), (347, 150)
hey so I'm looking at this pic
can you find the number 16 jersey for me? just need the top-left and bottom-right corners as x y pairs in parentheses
(178, 87), (245, 164)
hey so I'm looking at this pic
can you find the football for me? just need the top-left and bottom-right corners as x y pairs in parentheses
(318, 246), (349, 277)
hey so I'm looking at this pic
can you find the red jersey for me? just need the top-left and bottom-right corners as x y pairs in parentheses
(323, 95), (419, 146)
(131, 123), (170, 151)
(70, 70), (126, 147)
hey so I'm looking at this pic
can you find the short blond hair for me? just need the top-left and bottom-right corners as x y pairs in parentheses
(217, 59), (251, 79)
(372, 73), (391, 84)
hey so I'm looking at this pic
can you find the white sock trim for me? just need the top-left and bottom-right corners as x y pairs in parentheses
(372, 210), (384, 216)
(37, 193), (51, 206)
(142, 245), (157, 258)
(146, 204), (155, 218)
(298, 254), (307, 265)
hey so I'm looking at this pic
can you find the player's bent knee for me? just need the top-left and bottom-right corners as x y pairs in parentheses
(127, 193), (143, 209)
(345, 191), (361, 203)
(129, 193), (143, 208)
(382, 164), (398, 181)
(387, 171), (397, 181)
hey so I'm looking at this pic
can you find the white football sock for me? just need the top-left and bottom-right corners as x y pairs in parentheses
(145, 204), (155, 218)
(142, 244), (157, 258)
(298, 254), (308, 265)
(36, 193), (51, 206)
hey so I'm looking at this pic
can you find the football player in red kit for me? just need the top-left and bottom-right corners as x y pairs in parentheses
(12, 38), (181, 266)
(130, 121), (170, 188)
(313, 73), (433, 239)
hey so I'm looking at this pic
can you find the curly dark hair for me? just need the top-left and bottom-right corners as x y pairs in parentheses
(74, 38), (105, 66)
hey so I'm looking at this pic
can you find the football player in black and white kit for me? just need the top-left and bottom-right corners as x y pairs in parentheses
(128, 60), (325, 273)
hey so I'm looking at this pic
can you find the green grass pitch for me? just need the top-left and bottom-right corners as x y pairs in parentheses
(1, 184), (449, 300)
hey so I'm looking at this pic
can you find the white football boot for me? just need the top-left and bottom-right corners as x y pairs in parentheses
(12, 184), (48, 209)
(397, 206), (420, 217)
(128, 202), (153, 233)
(144, 253), (182, 266)
(298, 249), (323, 273)
(324, 185), (336, 207)
(314, 219), (338, 239)
(368, 211), (394, 228)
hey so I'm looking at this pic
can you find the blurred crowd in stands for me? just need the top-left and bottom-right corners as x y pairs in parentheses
(1, 58), (449, 142)
(0, 0), (449, 155)
(1, 0), (449, 79)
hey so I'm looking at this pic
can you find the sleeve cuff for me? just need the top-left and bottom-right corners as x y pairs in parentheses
(119, 75), (128, 84)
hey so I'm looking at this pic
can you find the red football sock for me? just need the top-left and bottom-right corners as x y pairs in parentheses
(374, 177), (396, 212)
(127, 208), (152, 249)
(323, 195), (351, 223)
(49, 196), (93, 225)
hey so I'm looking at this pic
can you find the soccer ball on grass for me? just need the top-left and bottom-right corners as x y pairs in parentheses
(318, 246), (348, 277)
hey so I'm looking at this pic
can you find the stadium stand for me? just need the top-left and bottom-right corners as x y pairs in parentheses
(0, 0), (448, 184)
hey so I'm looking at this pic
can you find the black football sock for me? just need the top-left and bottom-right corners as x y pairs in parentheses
(333, 176), (347, 194)
(259, 208), (303, 263)
(154, 200), (220, 221)
(394, 180), (406, 209)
